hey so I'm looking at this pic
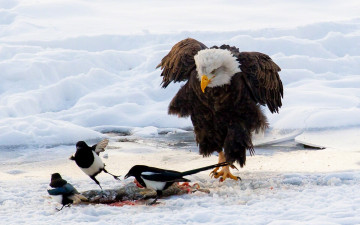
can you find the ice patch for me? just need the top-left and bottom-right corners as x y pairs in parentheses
(295, 128), (360, 151)
(6, 170), (25, 175)
(283, 176), (303, 186)
(132, 126), (159, 137)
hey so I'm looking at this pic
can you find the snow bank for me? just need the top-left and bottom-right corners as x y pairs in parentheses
(0, 116), (104, 147)
(0, 0), (359, 147)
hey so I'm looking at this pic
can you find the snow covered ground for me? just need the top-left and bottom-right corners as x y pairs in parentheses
(1, 136), (360, 224)
(1, 0), (360, 224)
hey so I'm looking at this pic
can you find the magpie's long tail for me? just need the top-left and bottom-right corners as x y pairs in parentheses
(181, 162), (229, 176)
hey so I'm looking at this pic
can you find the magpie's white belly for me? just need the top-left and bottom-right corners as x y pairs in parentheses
(51, 195), (63, 204)
(142, 177), (166, 191)
(80, 152), (104, 176)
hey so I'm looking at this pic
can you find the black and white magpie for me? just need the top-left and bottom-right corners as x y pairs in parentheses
(47, 173), (87, 210)
(69, 139), (120, 190)
(124, 162), (229, 204)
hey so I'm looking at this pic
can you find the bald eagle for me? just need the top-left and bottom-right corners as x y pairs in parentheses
(157, 38), (283, 181)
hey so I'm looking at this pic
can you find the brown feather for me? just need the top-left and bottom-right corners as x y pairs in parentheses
(236, 51), (283, 113)
(157, 38), (207, 88)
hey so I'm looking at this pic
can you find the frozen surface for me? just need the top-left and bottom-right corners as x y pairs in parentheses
(1, 138), (360, 225)
(1, 0), (360, 224)
(295, 128), (360, 150)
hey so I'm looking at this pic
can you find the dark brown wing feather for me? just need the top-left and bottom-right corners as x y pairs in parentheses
(157, 38), (207, 88)
(212, 45), (283, 113)
(238, 51), (283, 113)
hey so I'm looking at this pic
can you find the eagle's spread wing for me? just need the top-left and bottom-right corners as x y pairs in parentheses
(212, 45), (283, 113)
(157, 38), (207, 88)
(237, 52), (283, 113)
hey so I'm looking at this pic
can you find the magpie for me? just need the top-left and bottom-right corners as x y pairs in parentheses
(69, 139), (120, 190)
(47, 173), (87, 210)
(124, 162), (229, 204)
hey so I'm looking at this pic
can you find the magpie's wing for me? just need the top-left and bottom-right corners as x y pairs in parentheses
(48, 187), (67, 195)
(92, 139), (109, 155)
(64, 183), (79, 194)
(47, 183), (78, 195)
(140, 171), (189, 183)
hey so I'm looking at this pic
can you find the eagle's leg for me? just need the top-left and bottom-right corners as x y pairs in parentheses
(210, 151), (240, 181)
(209, 151), (226, 175)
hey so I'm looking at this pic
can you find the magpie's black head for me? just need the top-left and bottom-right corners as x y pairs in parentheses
(69, 141), (89, 160)
(124, 165), (147, 179)
(76, 141), (89, 150)
(50, 173), (67, 188)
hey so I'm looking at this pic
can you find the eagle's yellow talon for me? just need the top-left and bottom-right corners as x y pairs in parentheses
(213, 172), (221, 179)
(210, 152), (239, 181)
(211, 164), (238, 180)
(209, 167), (220, 176)
(227, 172), (239, 181)
(230, 164), (239, 171)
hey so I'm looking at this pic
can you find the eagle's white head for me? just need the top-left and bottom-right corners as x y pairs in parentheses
(194, 48), (241, 93)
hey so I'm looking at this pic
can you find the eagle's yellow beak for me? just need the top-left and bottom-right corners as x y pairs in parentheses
(201, 75), (211, 93)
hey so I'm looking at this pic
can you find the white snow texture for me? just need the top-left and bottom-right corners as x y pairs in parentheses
(0, 0), (359, 147)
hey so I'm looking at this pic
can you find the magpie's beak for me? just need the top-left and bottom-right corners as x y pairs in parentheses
(69, 155), (75, 160)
